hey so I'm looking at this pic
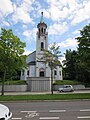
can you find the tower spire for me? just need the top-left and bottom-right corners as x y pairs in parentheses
(40, 12), (44, 23)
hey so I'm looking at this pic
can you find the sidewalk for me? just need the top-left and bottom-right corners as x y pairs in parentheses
(4, 91), (52, 95)
(3, 89), (90, 95)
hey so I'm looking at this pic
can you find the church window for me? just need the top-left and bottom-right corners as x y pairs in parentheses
(27, 70), (29, 76)
(41, 28), (43, 33)
(41, 42), (44, 50)
(39, 71), (44, 77)
(39, 28), (40, 33)
(54, 70), (57, 75)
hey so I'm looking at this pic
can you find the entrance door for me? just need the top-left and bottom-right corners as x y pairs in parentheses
(40, 71), (44, 77)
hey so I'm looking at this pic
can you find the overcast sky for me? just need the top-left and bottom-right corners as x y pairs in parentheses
(0, 0), (90, 61)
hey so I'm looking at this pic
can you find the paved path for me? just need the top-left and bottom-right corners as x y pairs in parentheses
(4, 90), (90, 95)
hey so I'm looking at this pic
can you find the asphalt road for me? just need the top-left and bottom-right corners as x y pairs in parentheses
(2, 100), (90, 120)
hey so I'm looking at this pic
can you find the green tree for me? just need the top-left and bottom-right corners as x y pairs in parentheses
(76, 23), (90, 84)
(63, 49), (77, 80)
(0, 28), (27, 95)
(40, 43), (62, 94)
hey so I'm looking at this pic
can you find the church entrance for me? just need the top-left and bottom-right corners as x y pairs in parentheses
(39, 71), (44, 77)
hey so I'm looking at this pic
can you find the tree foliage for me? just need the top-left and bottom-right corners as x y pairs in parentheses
(75, 23), (90, 84)
(63, 49), (77, 80)
(76, 23), (90, 72)
(0, 28), (27, 95)
(41, 42), (62, 68)
(63, 23), (90, 85)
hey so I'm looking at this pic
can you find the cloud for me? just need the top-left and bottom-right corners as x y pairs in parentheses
(0, 0), (13, 20)
(12, 0), (35, 24)
(58, 38), (78, 49)
(71, 0), (90, 25)
(12, 8), (33, 24)
(48, 22), (68, 35)
(72, 30), (80, 36)
(23, 28), (37, 41)
(45, 0), (90, 25)
(49, 6), (69, 21)
(23, 48), (32, 55)
(2, 21), (10, 27)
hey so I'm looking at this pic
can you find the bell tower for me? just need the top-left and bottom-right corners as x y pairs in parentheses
(36, 12), (49, 77)
(36, 12), (48, 56)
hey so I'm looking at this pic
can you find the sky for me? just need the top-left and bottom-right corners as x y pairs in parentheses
(0, 0), (90, 61)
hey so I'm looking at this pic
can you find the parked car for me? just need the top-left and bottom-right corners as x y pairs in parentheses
(0, 104), (12, 120)
(58, 85), (74, 92)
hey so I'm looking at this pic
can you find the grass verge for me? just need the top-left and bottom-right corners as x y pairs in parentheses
(0, 93), (90, 101)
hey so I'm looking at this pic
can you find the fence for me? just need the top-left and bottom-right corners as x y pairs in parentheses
(27, 77), (51, 92)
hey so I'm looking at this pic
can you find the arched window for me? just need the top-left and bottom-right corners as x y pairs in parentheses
(39, 71), (44, 77)
(39, 68), (45, 77)
(41, 42), (44, 50)
(44, 28), (46, 33)
(41, 28), (43, 33)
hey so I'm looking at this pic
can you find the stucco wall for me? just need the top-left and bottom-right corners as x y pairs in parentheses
(0, 85), (27, 92)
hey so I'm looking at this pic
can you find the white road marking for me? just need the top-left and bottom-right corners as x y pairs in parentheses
(12, 118), (22, 119)
(39, 117), (59, 119)
(21, 111), (37, 113)
(78, 116), (90, 119)
(80, 109), (90, 112)
(49, 110), (66, 112)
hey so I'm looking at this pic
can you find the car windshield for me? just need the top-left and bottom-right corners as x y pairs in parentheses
(64, 85), (71, 88)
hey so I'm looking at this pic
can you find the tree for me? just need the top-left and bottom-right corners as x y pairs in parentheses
(75, 23), (90, 84)
(40, 43), (62, 94)
(63, 49), (77, 80)
(0, 28), (27, 95)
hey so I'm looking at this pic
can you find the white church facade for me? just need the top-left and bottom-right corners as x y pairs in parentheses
(21, 12), (63, 91)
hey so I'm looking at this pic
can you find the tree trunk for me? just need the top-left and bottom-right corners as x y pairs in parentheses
(1, 70), (6, 95)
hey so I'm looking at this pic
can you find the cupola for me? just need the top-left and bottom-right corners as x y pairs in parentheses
(37, 12), (47, 37)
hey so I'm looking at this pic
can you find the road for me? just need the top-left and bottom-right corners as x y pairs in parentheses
(2, 100), (90, 120)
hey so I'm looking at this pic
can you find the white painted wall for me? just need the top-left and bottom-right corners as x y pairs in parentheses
(30, 66), (36, 77)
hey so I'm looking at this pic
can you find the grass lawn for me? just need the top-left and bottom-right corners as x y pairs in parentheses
(54, 80), (82, 85)
(0, 93), (90, 101)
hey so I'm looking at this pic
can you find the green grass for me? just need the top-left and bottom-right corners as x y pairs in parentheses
(0, 93), (90, 101)
(54, 80), (82, 85)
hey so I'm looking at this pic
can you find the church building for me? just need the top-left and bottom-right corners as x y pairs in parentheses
(20, 12), (63, 91)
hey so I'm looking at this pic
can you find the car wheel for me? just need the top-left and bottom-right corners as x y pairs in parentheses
(60, 90), (63, 92)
